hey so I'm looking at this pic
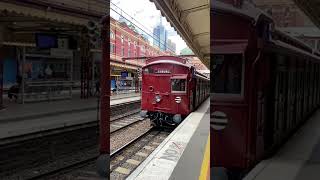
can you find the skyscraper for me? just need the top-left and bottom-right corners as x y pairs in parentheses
(153, 17), (168, 51)
(167, 39), (176, 54)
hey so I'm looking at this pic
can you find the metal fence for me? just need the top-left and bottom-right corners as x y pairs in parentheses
(21, 81), (73, 102)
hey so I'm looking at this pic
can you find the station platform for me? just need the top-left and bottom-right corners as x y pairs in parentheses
(244, 109), (320, 180)
(127, 98), (210, 180)
(0, 93), (140, 139)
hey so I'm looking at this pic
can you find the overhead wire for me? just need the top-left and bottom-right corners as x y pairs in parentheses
(110, 1), (177, 54)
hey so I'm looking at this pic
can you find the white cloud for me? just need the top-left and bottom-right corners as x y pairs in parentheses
(111, 0), (188, 54)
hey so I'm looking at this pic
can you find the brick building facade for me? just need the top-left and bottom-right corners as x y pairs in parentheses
(110, 17), (172, 91)
(110, 17), (170, 65)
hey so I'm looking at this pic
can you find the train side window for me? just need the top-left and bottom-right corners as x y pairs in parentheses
(211, 54), (243, 95)
(171, 79), (186, 93)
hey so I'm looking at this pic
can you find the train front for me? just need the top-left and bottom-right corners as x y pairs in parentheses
(140, 57), (192, 127)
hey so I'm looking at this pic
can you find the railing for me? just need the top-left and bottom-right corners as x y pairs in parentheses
(112, 86), (140, 94)
(21, 81), (73, 102)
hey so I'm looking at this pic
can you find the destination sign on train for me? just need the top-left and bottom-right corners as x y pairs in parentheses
(155, 69), (171, 74)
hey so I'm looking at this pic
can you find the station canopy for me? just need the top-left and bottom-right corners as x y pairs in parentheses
(150, 0), (210, 68)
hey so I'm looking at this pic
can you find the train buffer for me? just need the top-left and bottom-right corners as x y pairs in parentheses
(127, 98), (210, 180)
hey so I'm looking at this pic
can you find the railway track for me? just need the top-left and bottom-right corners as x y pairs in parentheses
(0, 101), (141, 179)
(27, 156), (99, 180)
(110, 112), (145, 133)
(110, 128), (170, 179)
(26, 119), (158, 180)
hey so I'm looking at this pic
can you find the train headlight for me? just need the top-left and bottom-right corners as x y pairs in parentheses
(175, 96), (181, 104)
(155, 95), (161, 103)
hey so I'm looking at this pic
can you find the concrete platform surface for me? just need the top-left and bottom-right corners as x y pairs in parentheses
(244, 110), (320, 180)
(0, 95), (140, 139)
(127, 98), (210, 180)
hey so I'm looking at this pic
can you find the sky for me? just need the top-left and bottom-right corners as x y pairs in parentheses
(110, 0), (188, 54)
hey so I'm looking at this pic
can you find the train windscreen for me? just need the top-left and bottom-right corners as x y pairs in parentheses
(171, 79), (186, 93)
(211, 54), (243, 94)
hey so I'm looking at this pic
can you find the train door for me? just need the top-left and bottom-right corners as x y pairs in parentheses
(296, 60), (304, 124)
(255, 53), (271, 158)
(287, 58), (296, 131)
(189, 77), (195, 112)
(309, 63), (314, 111)
(303, 61), (310, 117)
(195, 78), (198, 107)
(312, 63), (317, 109)
(197, 78), (200, 107)
(192, 78), (197, 108)
(262, 53), (276, 151)
(314, 63), (319, 108)
(190, 89), (194, 112)
(318, 64), (320, 106)
(273, 55), (288, 143)
(0, 60), (3, 108)
(201, 79), (204, 102)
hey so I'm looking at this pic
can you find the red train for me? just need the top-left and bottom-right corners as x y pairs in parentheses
(140, 56), (210, 127)
(211, 1), (320, 178)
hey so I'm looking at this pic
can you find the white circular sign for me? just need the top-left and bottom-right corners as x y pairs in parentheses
(211, 111), (228, 130)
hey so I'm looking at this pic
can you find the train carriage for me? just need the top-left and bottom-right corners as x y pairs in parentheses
(211, 1), (320, 179)
(140, 56), (209, 127)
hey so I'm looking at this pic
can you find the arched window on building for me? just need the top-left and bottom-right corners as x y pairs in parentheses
(121, 47), (125, 56)
(110, 43), (115, 54)
(110, 31), (115, 39)
(121, 35), (124, 44)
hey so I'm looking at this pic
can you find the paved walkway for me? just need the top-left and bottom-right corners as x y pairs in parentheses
(0, 92), (140, 123)
(244, 109), (320, 180)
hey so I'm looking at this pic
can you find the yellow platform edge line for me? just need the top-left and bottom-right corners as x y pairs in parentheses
(199, 134), (210, 180)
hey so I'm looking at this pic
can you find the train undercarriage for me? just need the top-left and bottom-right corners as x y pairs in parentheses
(140, 110), (183, 127)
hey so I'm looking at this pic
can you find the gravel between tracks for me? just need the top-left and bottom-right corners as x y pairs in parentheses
(110, 131), (169, 180)
(110, 120), (152, 153)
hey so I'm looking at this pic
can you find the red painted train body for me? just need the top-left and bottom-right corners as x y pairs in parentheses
(211, 1), (320, 178)
(140, 56), (209, 127)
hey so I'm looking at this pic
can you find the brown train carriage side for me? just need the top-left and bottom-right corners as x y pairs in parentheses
(211, 1), (320, 179)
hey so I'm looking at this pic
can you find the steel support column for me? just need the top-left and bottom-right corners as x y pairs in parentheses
(80, 29), (91, 99)
(96, 15), (110, 178)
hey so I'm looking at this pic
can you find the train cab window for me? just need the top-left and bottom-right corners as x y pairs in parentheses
(171, 79), (186, 93)
(211, 54), (243, 94)
(143, 67), (153, 74)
